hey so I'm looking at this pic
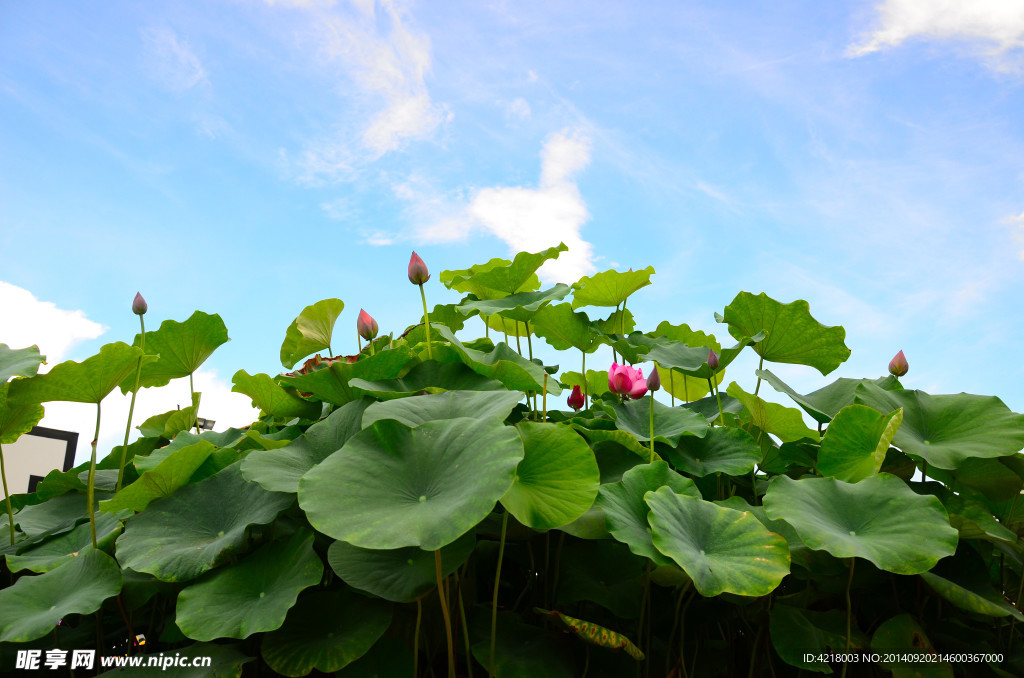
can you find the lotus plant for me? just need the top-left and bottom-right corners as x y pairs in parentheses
(646, 366), (660, 461)
(357, 309), (379, 355)
(118, 292), (147, 492)
(409, 251), (433, 360)
(608, 363), (647, 399)
(889, 349), (908, 377)
(567, 384), (584, 411)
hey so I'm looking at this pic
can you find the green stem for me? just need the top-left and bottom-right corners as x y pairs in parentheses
(490, 510), (509, 678)
(842, 558), (856, 678)
(648, 395), (655, 463)
(542, 374), (548, 422)
(484, 314), (489, 339)
(419, 284), (433, 361)
(118, 314), (145, 492)
(678, 588), (697, 678)
(88, 402), (102, 548)
(1, 443), (15, 546)
(525, 322), (533, 361)
(669, 370), (675, 407)
(581, 646), (590, 678)
(581, 351), (587, 409)
(414, 597), (422, 678)
(514, 326), (522, 356)
(189, 372), (200, 435)
(435, 550), (456, 678)
(754, 355), (764, 395)
(666, 584), (690, 676)
(456, 573), (474, 678)
(1010, 561), (1024, 652)
(709, 374), (724, 425)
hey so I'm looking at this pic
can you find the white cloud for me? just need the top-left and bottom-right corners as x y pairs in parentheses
(1004, 209), (1024, 259)
(142, 27), (209, 91)
(466, 130), (596, 283)
(849, 0), (1024, 69)
(284, 0), (448, 178)
(0, 281), (106, 363)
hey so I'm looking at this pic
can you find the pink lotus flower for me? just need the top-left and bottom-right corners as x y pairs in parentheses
(647, 366), (661, 392)
(567, 385), (584, 411)
(889, 350), (908, 377)
(408, 251), (430, 285)
(357, 309), (379, 341)
(608, 363), (647, 399)
(132, 292), (147, 316)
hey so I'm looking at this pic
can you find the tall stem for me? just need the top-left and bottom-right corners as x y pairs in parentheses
(419, 284), (433, 361)
(669, 370), (675, 407)
(489, 510), (509, 678)
(648, 395), (656, 463)
(525, 322), (533, 361)
(709, 374), (724, 425)
(581, 351), (587, 409)
(118, 315), (146, 492)
(189, 372), (200, 434)
(754, 355), (764, 395)
(88, 402), (102, 548)
(456, 571), (475, 678)
(1, 443), (15, 545)
(842, 558), (856, 678)
(414, 597), (422, 678)
(435, 550), (456, 678)
(542, 374), (548, 422)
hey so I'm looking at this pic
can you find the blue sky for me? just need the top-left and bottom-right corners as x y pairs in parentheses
(2, 0), (1023, 464)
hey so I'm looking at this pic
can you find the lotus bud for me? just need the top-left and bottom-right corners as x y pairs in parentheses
(567, 385), (584, 411)
(707, 349), (719, 370)
(647, 366), (661, 392)
(132, 292), (147, 316)
(888, 350), (908, 377)
(357, 309), (379, 341)
(408, 251), (430, 285)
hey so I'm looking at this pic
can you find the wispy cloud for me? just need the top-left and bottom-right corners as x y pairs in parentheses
(849, 0), (1024, 70)
(277, 0), (449, 181)
(0, 282), (106, 362)
(142, 27), (209, 91)
(1005, 209), (1024, 259)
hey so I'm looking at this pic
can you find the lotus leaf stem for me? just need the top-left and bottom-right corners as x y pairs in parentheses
(525, 322), (533, 361)
(648, 395), (655, 463)
(434, 549), (456, 678)
(842, 558), (856, 678)
(414, 597), (422, 678)
(118, 313), (145, 492)
(419, 284), (433, 361)
(456, 570), (474, 678)
(708, 373), (724, 425)
(189, 372), (200, 435)
(669, 369), (675, 406)
(542, 373), (548, 422)
(581, 350), (587, 409)
(489, 509), (509, 678)
(87, 402), (101, 548)
(1, 443), (15, 545)
(754, 355), (764, 395)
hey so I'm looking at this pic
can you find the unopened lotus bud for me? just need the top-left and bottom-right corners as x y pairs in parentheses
(567, 385), (584, 411)
(132, 292), (147, 315)
(408, 251), (430, 285)
(647, 366), (661, 392)
(888, 350), (908, 377)
(357, 309), (379, 341)
(707, 349), (719, 370)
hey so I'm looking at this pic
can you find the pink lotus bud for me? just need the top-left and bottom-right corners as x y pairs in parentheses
(408, 251), (430, 285)
(132, 292), (147, 315)
(707, 349), (719, 371)
(357, 309), (379, 341)
(888, 350), (908, 377)
(608, 363), (647, 399)
(567, 385), (584, 411)
(647, 366), (661, 392)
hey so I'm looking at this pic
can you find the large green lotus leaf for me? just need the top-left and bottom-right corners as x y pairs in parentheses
(137, 399), (199, 439)
(118, 311), (228, 392)
(555, 540), (645, 618)
(571, 266), (655, 309)
(770, 605), (869, 674)
(458, 284), (572, 323)
(279, 346), (416, 405)
(231, 370), (320, 420)
(176, 529), (323, 641)
(5, 512), (121, 573)
(560, 370), (610, 399)
(718, 292), (850, 375)
(613, 333), (760, 380)
(817, 405), (903, 482)
(0, 385), (45, 444)
(658, 365), (716, 402)
(13, 491), (106, 538)
(592, 307), (636, 336)
(11, 342), (150, 404)
(99, 441), (215, 514)
(241, 399), (370, 494)
(327, 532), (475, 602)
(531, 303), (602, 353)
(0, 344), (45, 383)
(570, 418), (648, 458)
(299, 417), (523, 550)
(928, 457), (1023, 503)
(0, 550), (122, 642)
(757, 369), (901, 424)
(666, 427), (762, 477)
(597, 461), (699, 565)
(646, 486), (790, 597)
(611, 396), (709, 446)
(682, 393), (744, 423)
(444, 244), (565, 297)
(279, 298), (345, 369)
(115, 464), (295, 582)
(363, 390), (525, 429)
(96, 643), (252, 677)
(716, 496), (812, 569)
(432, 325), (559, 395)
(132, 427), (245, 474)
(500, 422), (600, 529)
(261, 588), (392, 677)
(484, 313), (532, 337)
(920, 570), (1023, 621)
(470, 611), (575, 678)
(348, 361), (503, 400)
(871, 614), (951, 678)
(855, 383), (1024, 470)
(423, 303), (470, 332)
(945, 495), (1019, 543)
(727, 381), (819, 443)
(763, 474), (958, 574)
